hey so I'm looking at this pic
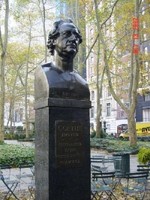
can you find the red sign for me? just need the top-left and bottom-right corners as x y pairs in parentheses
(132, 17), (139, 30)
(133, 44), (139, 54)
(133, 34), (139, 39)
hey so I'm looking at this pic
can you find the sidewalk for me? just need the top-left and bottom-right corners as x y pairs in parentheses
(91, 149), (139, 172)
(0, 149), (139, 199)
(0, 167), (33, 191)
(0, 166), (34, 199)
(0, 150), (139, 191)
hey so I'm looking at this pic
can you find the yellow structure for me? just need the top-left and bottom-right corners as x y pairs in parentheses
(119, 122), (150, 138)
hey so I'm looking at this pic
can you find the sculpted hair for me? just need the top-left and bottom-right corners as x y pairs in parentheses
(47, 19), (82, 55)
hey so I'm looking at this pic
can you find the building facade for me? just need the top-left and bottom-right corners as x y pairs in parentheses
(136, 91), (150, 122)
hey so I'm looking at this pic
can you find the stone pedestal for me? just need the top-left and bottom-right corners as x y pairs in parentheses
(35, 65), (91, 200)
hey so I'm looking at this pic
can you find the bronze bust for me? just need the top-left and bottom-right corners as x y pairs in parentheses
(40, 19), (90, 100)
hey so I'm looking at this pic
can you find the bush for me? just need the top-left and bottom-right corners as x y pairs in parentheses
(4, 132), (35, 140)
(90, 130), (96, 138)
(0, 141), (4, 145)
(138, 148), (150, 164)
(16, 126), (23, 131)
(0, 143), (34, 167)
(4, 133), (26, 140)
(90, 138), (150, 154)
(98, 129), (107, 138)
(92, 129), (107, 138)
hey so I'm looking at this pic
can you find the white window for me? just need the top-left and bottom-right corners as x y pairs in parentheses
(90, 123), (94, 129)
(144, 34), (147, 41)
(106, 103), (111, 116)
(142, 7), (145, 15)
(144, 47), (148, 54)
(107, 88), (111, 97)
(90, 28), (94, 35)
(145, 93), (150, 101)
(91, 56), (94, 64)
(90, 29), (94, 42)
(127, 61), (131, 67)
(145, 62), (149, 71)
(143, 108), (150, 121)
(106, 123), (110, 131)
(143, 21), (146, 28)
(91, 107), (94, 118)
(90, 66), (94, 77)
(91, 91), (95, 100)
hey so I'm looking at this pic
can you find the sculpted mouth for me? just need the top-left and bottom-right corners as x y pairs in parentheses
(66, 42), (77, 48)
(67, 44), (76, 48)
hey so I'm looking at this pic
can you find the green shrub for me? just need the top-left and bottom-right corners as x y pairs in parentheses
(0, 141), (4, 145)
(0, 143), (34, 167)
(90, 130), (96, 138)
(16, 126), (23, 131)
(138, 148), (150, 164)
(101, 130), (107, 138)
(94, 130), (107, 138)
(4, 133), (26, 140)
(29, 132), (35, 139)
(90, 138), (150, 154)
(18, 134), (26, 139)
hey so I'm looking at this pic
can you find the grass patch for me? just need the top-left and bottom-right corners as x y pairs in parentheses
(0, 143), (34, 167)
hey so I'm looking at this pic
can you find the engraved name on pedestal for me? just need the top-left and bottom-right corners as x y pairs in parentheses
(55, 121), (84, 168)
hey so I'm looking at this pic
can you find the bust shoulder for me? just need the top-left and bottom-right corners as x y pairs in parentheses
(42, 62), (60, 73)
(40, 62), (90, 100)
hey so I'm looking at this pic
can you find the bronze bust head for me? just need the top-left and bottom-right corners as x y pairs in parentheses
(35, 19), (90, 100)
(47, 19), (82, 72)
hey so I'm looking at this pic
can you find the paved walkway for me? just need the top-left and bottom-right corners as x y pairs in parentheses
(0, 150), (139, 191)
(0, 144), (140, 199)
(91, 149), (139, 172)
(0, 167), (34, 191)
(0, 140), (35, 198)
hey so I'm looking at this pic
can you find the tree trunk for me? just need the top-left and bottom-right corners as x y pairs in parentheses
(0, 50), (5, 142)
(41, 0), (47, 62)
(128, 0), (140, 146)
(0, 0), (9, 142)
(25, 16), (32, 139)
(128, 113), (137, 145)
(94, 0), (103, 137)
(7, 102), (15, 133)
(98, 0), (140, 146)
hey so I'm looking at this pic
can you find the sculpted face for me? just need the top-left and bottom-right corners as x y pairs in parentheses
(54, 23), (81, 59)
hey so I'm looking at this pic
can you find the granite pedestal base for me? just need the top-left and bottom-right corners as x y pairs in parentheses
(35, 99), (91, 200)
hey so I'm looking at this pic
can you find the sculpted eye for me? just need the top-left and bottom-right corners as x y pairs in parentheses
(74, 32), (80, 38)
(63, 31), (71, 37)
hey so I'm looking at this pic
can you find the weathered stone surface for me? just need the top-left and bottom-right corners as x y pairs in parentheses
(35, 104), (91, 200)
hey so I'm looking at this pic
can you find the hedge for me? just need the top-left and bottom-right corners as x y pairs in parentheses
(0, 144), (34, 167)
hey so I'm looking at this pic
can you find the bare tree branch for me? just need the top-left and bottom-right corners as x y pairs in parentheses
(100, 0), (119, 28)
(83, 0), (119, 64)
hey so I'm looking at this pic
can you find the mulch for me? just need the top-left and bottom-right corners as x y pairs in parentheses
(0, 189), (35, 200)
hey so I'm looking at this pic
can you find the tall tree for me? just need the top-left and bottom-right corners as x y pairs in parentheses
(12, 1), (39, 138)
(99, 0), (141, 145)
(86, 0), (144, 146)
(24, 17), (32, 139)
(93, 0), (103, 137)
(92, 0), (119, 137)
(0, 0), (9, 142)
(37, 0), (53, 62)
